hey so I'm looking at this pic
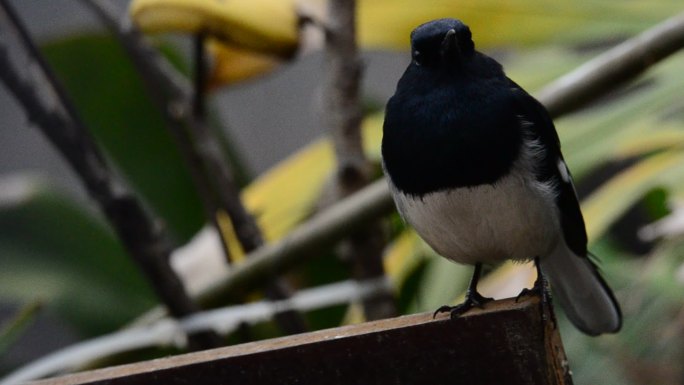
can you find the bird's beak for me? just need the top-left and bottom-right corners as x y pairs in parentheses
(440, 29), (459, 60)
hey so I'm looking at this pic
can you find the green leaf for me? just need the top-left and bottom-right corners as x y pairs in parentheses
(0, 176), (156, 336)
(40, 34), (205, 243)
(411, 256), (470, 313)
(641, 187), (669, 221)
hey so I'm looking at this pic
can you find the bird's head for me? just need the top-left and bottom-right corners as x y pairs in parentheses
(410, 18), (474, 69)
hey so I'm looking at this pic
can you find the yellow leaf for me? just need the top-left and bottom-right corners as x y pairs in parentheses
(361, 112), (384, 162)
(341, 302), (366, 325)
(357, 0), (680, 50)
(582, 150), (684, 242)
(207, 40), (283, 88)
(241, 138), (333, 241)
(131, 0), (682, 85)
(615, 129), (684, 158)
(383, 230), (425, 286)
(240, 112), (384, 242)
(215, 209), (246, 261)
(130, 0), (299, 57)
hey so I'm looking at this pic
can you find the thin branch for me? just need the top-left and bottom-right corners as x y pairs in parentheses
(83, 0), (307, 334)
(192, 32), (235, 263)
(82, 0), (231, 248)
(537, 11), (684, 117)
(0, 0), (219, 350)
(321, 0), (396, 320)
(83, 0), (262, 258)
(324, 0), (366, 188)
(193, 33), (207, 120)
(1, 278), (392, 384)
(200, 179), (395, 307)
(0, 0), (89, 140)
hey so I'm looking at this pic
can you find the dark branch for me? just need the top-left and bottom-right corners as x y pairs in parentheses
(324, 0), (366, 190)
(0, 0), (220, 349)
(83, 0), (307, 334)
(0, 0), (89, 139)
(193, 33), (207, 120)
(83, 0), (265, 255)
(191, 31), (236, 263)
(322, 0), (395, 320)
(82, 0), (225, 232)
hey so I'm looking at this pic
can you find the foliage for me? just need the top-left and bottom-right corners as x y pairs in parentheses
(42, 35), (206, 243)
(0, 177), (155, 336)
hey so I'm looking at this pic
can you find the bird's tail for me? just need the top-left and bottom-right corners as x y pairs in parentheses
(540, 242), (622, 335)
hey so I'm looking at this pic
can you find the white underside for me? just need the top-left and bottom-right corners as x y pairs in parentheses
(389, 139), (560, 265)
(390, 178), (558, 264)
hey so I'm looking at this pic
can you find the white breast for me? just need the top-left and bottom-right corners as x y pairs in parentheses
(388, 139), (561, 265)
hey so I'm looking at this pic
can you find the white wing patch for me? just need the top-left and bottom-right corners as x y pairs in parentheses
(557, 159), (571, 183)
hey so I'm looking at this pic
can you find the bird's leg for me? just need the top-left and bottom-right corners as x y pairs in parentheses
(516, 258), (551, 301)
(516, 257), (548, 301)
(516, 257), (555, 327)
(433, 263), (493, 319)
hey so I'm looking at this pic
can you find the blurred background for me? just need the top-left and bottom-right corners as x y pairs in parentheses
(1, 1), (684, 384)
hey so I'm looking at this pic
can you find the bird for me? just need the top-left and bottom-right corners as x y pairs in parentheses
(381, 18), (622, 335)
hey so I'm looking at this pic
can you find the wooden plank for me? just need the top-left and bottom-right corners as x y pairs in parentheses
(33, 296), (572, 385)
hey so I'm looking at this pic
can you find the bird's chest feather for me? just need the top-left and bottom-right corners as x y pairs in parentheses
(389, 153), (560, 265)
(382, 78), (523, 196)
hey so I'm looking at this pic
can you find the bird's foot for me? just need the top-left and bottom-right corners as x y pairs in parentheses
(516, 273), (556, 329)
(515, 284), (543, 303)
(433, 290), (493, 319)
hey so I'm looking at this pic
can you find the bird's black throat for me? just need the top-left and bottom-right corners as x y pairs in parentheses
(382, 63), (522, 197)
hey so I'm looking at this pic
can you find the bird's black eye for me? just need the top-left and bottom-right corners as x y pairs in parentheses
(413, 50), (423, 66)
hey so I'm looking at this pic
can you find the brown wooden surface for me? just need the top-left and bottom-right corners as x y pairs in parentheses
(33, 296), (572, 385)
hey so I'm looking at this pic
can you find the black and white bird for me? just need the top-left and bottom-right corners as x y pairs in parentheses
(381, 18), (621, 335)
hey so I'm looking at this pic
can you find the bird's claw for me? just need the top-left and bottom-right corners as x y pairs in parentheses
(433, 290), (493, 319)
(515, 286), (538, 302)
(516, 270), (557, 329)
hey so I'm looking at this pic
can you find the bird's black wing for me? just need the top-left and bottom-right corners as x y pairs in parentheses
(507, 78), (588, 257)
